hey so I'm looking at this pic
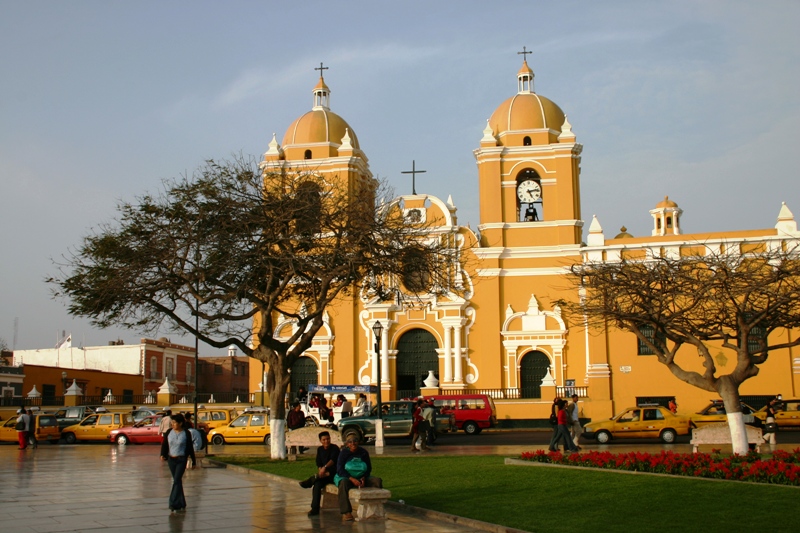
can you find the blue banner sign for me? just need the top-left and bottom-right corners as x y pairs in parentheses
(308, 385), (377, 394)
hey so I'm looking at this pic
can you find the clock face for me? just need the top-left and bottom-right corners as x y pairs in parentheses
(517, 179), (541, 202)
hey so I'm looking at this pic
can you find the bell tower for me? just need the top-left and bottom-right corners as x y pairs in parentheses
(474, 56), (583, 250)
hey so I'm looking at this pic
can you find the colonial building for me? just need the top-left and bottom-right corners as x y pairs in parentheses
(249, 58), (800, 422)
(198, 347), (251, 396)
(14, 337), (197, 397)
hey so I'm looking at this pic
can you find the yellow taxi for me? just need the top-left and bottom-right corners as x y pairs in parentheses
(0, 414), (61, 444)
(755, 398), (800, 430)
(62, 411), (134, 443)
(690, 400), (759, 427)
(582, 405), (693, 444)
(196, 408), (236, 432)
(208, 408), (270, 445)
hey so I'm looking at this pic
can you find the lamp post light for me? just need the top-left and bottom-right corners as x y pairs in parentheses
(371, 321), (385, 448)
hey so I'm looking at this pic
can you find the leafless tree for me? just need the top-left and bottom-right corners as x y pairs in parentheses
(49, 156), (463, 457)
(558, 247), (800, 454)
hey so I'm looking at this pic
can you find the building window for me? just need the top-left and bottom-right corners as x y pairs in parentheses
(214, 365), (223, 375)
(523, 136), (531, 146)
(234, 365), (238, 375)
(186, 362), (192, 381)
(304, 149), (312, 159)
(637, 325), (666, 355)
(745, 314), (767, 354)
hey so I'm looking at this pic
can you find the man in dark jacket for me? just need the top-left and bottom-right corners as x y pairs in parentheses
(336, 435), (382, 521)
(286, 401), (306, 454)
(299, 431), (340, 516)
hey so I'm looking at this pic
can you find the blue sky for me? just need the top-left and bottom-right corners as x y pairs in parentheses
(1, 1), (798, 352)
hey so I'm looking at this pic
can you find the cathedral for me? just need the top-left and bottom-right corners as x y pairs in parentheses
(249, 56), (800, 423)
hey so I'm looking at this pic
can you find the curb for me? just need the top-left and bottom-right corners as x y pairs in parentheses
(207, 459), (532, 533)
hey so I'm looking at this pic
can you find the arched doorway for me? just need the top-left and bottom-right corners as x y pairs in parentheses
(520, 351), (550, 398)
(395, 329), (439, 399)
(290, 356), (318, 397)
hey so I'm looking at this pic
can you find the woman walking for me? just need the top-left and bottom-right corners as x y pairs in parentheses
(159, 414), (196, 512)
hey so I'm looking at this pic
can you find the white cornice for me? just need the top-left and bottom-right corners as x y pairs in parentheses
(477, 266), (570, 277)
(474, 245), (583, 260)
(478, 220), (584, 230)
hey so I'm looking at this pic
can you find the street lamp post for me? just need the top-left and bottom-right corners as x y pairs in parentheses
(371, 321), (385, 448)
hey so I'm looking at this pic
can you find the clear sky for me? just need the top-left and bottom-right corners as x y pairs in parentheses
(1, 1), (798, 353)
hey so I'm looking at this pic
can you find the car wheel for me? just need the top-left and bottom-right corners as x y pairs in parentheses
(264, 435), (270, 446)
(63, 433), (77, 444)
(596, 430), (611, 444)
(660, 428), (677, 444)
(342, 427), (362, 443)
(116, 434), (129, 446)
(463, 421), (479, 435)
(211, 434), (225, 446)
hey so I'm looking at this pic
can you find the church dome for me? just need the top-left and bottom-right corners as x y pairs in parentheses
(487, 59), (566, 143)
(656, 196), (678, 208)
(281, 72), (360, 150)
(282, 109), (360, 149)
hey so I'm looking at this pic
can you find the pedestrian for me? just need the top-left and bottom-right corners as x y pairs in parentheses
(26, 409), (38, 449)
(16, 407), (30, 450)
(158, 409), (173, 438)
(421, 398), (436, 447)
(553, 399), (578, 452)
(159, 414), (196, 513)
(566, 394), (582, 449)
(287, 401), (306, 454)
(184, 412), (194, 429)
(296, 386), (308, 403)
(409, 399), (428, 452)
(547, 397), (561, 452)
(764, 396), (779, 445)
(354, 393), (368, 415)
(340, 396), (353, 418)
(299, 430), (340, 517)
(335, 435), (383, 522)
(668, 398), (678, 414)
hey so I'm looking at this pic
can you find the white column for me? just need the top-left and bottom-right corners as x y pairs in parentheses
(443, 325), (453, 382)
(453, 325), (463, 382)
(381, 329), (390, 383)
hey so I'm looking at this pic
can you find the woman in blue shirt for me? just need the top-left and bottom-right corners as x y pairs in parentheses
(159, 414), (196, 512)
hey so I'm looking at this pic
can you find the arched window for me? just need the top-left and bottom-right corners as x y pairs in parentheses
(401, 247), (431, 293)
(186, 362), (192, 381)
(304, 149), (312, 160)
(523, 136), (531, 146)
(150, 356), (158, 379)
(520, 351), (550, 398)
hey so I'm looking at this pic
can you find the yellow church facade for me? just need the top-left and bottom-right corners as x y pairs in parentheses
(249, 59), (800, 424)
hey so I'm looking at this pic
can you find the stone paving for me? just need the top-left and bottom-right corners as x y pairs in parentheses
(0, 444), (496, 533)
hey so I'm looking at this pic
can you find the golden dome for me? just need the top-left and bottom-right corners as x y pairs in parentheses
(282, 109), (360, 149)
(488, 92), (565, 137)
(656, 196), (678, 208)
(614, 226), (634, 239)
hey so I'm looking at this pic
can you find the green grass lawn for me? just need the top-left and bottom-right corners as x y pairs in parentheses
(215, 454), (799, 532)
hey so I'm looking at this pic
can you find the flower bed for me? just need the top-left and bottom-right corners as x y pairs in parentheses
(519, 449), (800, 486)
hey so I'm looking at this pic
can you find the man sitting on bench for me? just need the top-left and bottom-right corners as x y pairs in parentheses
(299, 431), (340, 517)
(335, 434), (383, 522)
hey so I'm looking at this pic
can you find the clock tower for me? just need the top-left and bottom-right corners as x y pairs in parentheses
(474, 58), (583, 250)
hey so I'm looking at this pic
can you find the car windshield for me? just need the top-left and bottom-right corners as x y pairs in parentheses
(230, 416), (248, 427)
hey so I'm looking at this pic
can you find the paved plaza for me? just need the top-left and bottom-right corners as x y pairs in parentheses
(0, 444), (501, 533)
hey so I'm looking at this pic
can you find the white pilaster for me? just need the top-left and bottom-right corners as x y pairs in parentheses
(453, 325), (463, 382)
(443, 325), (453, 382)
(381, 329), (389, 383)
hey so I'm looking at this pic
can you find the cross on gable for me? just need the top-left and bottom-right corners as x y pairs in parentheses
(401, 160), (427, 195)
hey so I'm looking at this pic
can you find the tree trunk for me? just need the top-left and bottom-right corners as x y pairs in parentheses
(718, 378), (749, 455)
(268, 383), (289, 459)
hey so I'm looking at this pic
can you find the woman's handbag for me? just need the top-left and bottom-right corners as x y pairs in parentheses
(15, 420), (26, 431)
(764, 422), (778, 434)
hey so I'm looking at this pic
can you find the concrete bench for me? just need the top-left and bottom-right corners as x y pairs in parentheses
(322, 484), (391, 520)
(690, 423), (762, 453)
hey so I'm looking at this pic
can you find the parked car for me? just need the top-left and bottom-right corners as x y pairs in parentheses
(690, 400), (762, 427)
(109, 414), (164, 445)
(582, 405), (693, 444)
(208, 408), (270, 445)
(338, 400), (456, 443)
(755, 398), (800, 429)
(52, 406), (102, 431)
(131, 408), (160, 423)
(0, 414), (61, 445)
(196, 408), (236, 432)
(425, 394), (497, 434)
(61, 412), (134, 444)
